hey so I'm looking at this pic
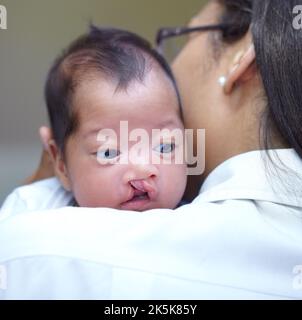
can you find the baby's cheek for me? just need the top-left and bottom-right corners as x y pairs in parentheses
(71, 176), (99, 207)
(160, 164), (187, 208)
(70, 170), (115, 207)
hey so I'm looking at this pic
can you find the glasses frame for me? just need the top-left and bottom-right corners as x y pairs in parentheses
(156, 24), (228, 57)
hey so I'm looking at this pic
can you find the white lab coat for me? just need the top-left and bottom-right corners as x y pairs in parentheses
(0, 149), (302, 299)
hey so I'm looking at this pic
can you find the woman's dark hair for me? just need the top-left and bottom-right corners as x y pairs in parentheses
(218, 0), (302, 159)
(45, 25), (181, 153)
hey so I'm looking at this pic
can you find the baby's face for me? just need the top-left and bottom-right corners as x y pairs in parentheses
(60, 69), (187, 210)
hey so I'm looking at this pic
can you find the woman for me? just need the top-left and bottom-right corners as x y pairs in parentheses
(0, 0), (302, 299)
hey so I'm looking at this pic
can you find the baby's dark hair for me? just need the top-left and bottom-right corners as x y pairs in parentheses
(45, 25), (181, 153)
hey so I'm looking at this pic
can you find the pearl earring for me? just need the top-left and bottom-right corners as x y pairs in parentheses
(218, 76), (226, 87)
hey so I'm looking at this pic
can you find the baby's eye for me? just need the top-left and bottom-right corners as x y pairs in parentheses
(154, 143), (176, 154)
(96, 148), (121, 160)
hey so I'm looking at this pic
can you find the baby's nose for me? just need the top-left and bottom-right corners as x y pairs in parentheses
(123, 162), (159, 185)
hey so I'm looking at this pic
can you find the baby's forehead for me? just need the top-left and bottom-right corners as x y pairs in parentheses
(73, 75), (183, 139)
(73, 66), (181, 114)
(76, 62), (177, 94)
(68, 59), (182, 135)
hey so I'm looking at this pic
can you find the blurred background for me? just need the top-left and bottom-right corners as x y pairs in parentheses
(0, 0), (204, 204)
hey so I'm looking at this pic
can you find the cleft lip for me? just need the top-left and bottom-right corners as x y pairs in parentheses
(129, 179), (158, 201)
(120, 179), (158, 209)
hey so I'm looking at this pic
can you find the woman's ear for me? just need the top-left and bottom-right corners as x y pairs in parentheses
(223, 44), (256, 95)
(48, 140), (72, 191)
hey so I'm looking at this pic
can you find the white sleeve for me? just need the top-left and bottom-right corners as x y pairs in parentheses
(0, 178), (73, 220)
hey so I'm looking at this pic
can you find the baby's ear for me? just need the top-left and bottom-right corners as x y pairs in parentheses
(48, 140), (72, 191)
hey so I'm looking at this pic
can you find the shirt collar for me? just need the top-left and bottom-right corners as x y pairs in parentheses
(196, 149), (302, 207)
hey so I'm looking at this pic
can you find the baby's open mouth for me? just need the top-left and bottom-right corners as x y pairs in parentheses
(120, 179), (157, 211)
(130, 188), (149, 202)
(130, 190), (149, 201)
(126, 181), (150, 203)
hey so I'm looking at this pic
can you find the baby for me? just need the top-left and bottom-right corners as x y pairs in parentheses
(45, 26), (187, 211)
